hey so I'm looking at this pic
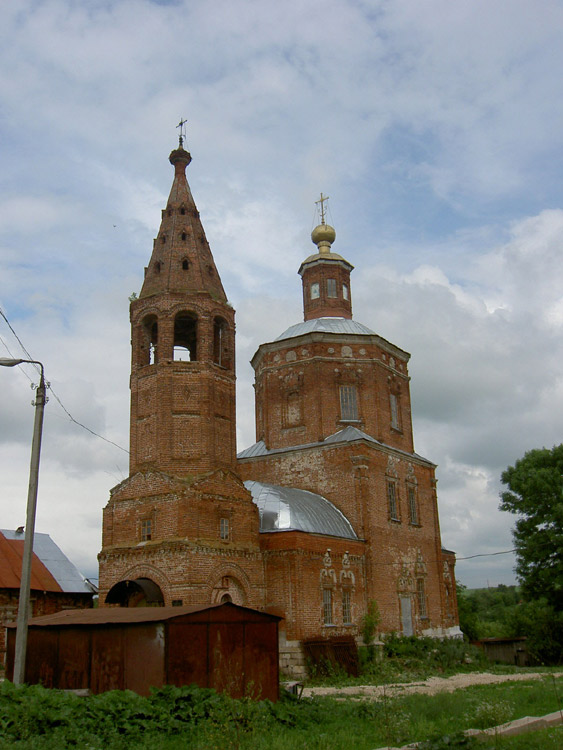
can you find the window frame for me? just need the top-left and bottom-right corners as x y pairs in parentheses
(390, 392), (401, 431)
(322, 588), (333, 626)
(342, 589), (352, 625)
(407, 485), (419, 525)
(387, 480), (400, 521)
(219, 517), (230, 541)
(417, 578), (427, 618)
(339, 384), (359, 421)
(141, 518), (152, 541)
(326, 278), (337, 298)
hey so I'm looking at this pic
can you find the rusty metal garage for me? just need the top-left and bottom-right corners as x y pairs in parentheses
(5, 602), (281, 701)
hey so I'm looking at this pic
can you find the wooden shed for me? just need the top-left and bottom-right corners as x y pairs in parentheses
(6, 602), (281, 701)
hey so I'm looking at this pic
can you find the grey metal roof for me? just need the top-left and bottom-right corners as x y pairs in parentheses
(275, 317), (375, 342)
(0, 529), (96, 594)
(244, 481), (358, 539)
(238, 440), (269, 459)
(237, 426), (434, 465)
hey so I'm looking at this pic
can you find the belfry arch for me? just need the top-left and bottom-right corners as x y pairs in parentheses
(173, 311), (197, 361)
(105, 577), (165, 607)
(133, 313), (159, 367)
(213, 315), (231, 369)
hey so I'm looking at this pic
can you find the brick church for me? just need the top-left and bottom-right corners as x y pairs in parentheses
(98, 138), (460, 672)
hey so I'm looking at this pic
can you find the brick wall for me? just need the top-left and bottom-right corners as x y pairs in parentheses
(0, 590), (92, 666)
(252, 331), (414, 453)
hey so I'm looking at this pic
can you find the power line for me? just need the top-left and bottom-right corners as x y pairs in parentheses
(457, 549), (516, 560)
(0, 306), (129, 454)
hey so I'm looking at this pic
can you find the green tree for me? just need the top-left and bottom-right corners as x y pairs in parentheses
(360, 599), (381, 660)
(500, 444), (563, 611)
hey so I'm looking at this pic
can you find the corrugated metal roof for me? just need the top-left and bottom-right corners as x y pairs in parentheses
(6, 601), (281, 628)
(0, 530), (96, 594)
(244, 480), (357, 539)
(0, 532), (61, 592)
(275, 317), (375, 341)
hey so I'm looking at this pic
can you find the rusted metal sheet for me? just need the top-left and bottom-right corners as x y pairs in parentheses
(209, 622), (245, 697)
(57, 627), (90, 690)
(6, 603), (281, 701)
(243, 622), (279, 701)
(91, 628), (124, 693)
(0, 532), (61, 591)
(23, 628), (58, 687)
(167, 622), (209, 688)
(124, 623), (165, 697)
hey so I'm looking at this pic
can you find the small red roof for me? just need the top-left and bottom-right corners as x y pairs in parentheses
(0, 532), (62, 592)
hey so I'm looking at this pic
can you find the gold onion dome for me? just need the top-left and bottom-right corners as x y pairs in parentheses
(311, 222), (336, 254)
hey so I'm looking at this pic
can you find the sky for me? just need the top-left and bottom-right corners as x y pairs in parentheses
(1, 0), (563, 590)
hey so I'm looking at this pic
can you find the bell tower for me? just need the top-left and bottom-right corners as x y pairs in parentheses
(129, 138), (236, 476)
(299, 193), (353, 321)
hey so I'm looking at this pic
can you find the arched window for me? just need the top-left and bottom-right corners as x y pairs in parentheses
(174, 312), (197, 361)
(139, 315), (158, 366)
(213, 316), (231, 368)
(182, 258), (189, 270)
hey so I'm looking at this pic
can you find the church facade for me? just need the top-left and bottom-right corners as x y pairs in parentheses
(98, 141), (460, 674)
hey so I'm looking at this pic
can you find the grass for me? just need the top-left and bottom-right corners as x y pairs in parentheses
(0, 674), (561, 749)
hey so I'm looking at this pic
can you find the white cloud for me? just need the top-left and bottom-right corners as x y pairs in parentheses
(2, 0), (563, 589)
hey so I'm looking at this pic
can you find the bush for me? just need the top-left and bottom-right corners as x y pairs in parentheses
(381, 634), (486, 673)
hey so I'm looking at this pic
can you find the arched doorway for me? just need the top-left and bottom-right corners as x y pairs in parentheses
(105, 577), (165, 607)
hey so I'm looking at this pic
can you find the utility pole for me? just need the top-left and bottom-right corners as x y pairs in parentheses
(0, 358), (46, 684)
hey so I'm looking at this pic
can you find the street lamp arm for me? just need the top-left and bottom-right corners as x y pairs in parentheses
(0, 358), (44, 375)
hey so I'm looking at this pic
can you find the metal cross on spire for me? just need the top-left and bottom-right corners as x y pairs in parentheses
(315, 192), (329, 225)
(177, 118), (188, 147)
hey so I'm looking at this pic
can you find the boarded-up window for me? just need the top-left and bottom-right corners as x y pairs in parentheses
(322, 588), (333, 625)
(408, 486), (418, 524)
(390, 393), (401, 430)
(342, 590), (352, 625)
(417, 578), (427, 617)
(285, 391), (301, 426)
(340, 385), (358, 421)
(387, 482), (399, 521)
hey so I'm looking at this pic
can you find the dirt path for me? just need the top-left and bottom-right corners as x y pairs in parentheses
(302, 671), (563, 699)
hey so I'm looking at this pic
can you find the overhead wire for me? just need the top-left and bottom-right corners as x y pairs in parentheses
(0, 306), (129, 454)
